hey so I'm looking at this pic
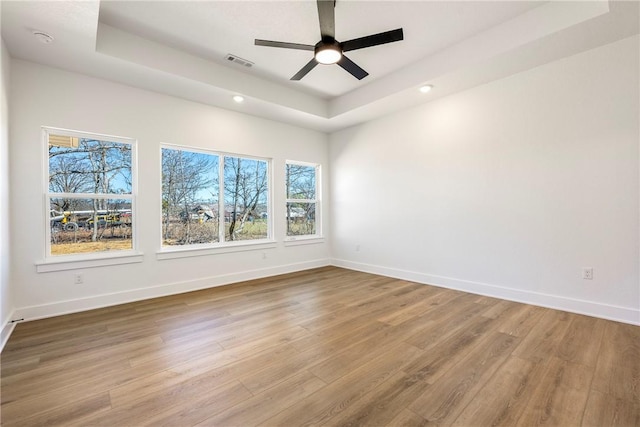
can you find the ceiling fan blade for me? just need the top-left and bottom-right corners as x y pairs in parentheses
(317, 0), (336, 39)
(337, 55), (368, 80)
(341, 28), (404, 52)
(291, 58), (319, 80)
(255, 39), (315, 51)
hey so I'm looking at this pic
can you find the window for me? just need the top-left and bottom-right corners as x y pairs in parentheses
(224, 156), (269, 241)
(45, 128), (136, 258)
(286, 161), (320, 238)
(161, 148), (219, 245)
(161, 145), (270, 248)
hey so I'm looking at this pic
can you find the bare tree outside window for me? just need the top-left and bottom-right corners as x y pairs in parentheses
(161, 148), (218, 245)
(224, 156), (269, 241)
(161, 147), (269, 247)
(286, 162), (319, 237)
(47, 133), (134, 256)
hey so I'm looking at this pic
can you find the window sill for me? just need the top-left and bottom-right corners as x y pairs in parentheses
(284, 236), (325, 246)
(36, 251), (144, 272)
(157, 240), (277, 260)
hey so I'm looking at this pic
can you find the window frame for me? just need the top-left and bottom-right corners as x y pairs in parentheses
(159, 143), (274, 256)
(39, 127), (141, 271)
(285, 160), (321, 241)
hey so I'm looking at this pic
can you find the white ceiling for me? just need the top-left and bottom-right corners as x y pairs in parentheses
(98, 1), (543, 98)
(1, 1), (638, 133)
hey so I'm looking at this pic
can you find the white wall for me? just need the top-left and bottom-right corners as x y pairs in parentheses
(1, 38), (14, 347)
(330, 35), (640, 325)
(6, 34), (639, 334)
(9, 60), (330, 320)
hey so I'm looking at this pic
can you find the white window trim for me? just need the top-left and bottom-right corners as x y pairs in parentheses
(283, 236), (325, 246)
(285, 160), (321, 241)
(40, 127), (140, 269)
(36, 252), (144, 273)
(159, 144), (273, 255)
(156, 240), (277, 260)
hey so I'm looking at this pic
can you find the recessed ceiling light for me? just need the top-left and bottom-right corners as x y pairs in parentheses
(233, 95), (245, 103)
(419, 85), (433, 93)
(33, 31), (54, 44)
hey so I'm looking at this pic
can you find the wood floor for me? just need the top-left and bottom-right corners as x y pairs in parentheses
(1, 267), (639, 426)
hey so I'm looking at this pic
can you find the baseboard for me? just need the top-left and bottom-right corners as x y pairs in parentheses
(12, 258), (331, 323)
(10, 257), (639, 327)
(1, 314), (16, 353)
(331, 258), (640, 326)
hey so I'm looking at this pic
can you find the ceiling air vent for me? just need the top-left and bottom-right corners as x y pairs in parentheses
(225, 54), (254, 68)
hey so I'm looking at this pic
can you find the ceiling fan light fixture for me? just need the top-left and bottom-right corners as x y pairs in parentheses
(419, 85), (433, 93)
(233, 95), (245, 103)
(315, 44), (342, 65)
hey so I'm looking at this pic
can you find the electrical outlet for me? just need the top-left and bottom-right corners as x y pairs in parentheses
(582, 268), (593, 280)
(74, 273), (84, 284)
(355, 244), (361, 252)
(262, 252), (267, 260)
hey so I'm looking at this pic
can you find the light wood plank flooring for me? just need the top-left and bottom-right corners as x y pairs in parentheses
(1, 266), (639, 426)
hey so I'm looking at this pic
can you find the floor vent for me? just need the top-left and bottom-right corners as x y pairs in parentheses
(225, 54), (254, 68)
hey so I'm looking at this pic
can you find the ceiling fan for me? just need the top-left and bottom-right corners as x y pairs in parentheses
(255, 0), (404, 81)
